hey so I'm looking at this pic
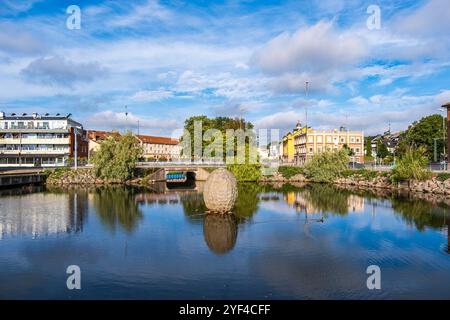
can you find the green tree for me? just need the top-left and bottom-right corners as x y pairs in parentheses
(396, 114), (446, 161)
(376, 139), (391, 159)
(181, 115), (255, 162)
(92, 132), (143, 181)
(304, 149), (350, 182)
(391, 146), (432, 182)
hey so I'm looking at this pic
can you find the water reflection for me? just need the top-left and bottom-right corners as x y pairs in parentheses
(91, 187), (143, 234)
(204, 214), (238, 254)
(1, 183), (449, 255)
(0, 188), (86, 239)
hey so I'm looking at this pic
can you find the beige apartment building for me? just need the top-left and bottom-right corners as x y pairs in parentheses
(136, 135), (180, 160)
(293, 124), (364, 165)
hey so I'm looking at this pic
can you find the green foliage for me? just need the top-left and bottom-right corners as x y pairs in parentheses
(436, 172), (450, 182)
(391, 146), (432, 183)
(92, 187), (143, 233)
(227, 164), (261, 181)
(91, 132), (143, 181)
(303, 149), (350, 182)
(277, 166), (305, 179)
(396, 114), (446, 161)
(342, 169), (378, 180)
(365, 137), (373, 158)
(376, 139), (391, 159)
(182, 115), (255, 161)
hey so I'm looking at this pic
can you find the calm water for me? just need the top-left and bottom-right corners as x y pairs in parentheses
(0, 182), (449, 299)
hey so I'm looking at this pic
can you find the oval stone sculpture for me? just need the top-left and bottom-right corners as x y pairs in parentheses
(203, 168), (237, 213)
(204, 213), (237, 254)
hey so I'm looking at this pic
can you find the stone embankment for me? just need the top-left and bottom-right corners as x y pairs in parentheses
(260, 171), (450, 197)
(45, 169), (144, 186)
(335, 175), (450, 196)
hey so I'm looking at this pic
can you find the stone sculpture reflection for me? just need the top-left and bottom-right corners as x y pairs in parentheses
(203, 213), (238, 254)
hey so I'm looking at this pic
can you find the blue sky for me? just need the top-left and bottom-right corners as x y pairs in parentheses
(0, 0), (449, 136)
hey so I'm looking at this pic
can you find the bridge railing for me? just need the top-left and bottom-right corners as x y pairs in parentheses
(136, 160), (226, 167)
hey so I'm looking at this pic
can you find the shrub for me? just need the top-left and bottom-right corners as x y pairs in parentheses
(390, 146), (431, 183)
(303, 149), (349, 183)
(277, 166), (305, 179)
(437, 172), (450, 182)
(227, 164), (261, 181)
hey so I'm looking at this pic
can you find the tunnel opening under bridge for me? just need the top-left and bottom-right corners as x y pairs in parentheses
(166, 171), (196, 190)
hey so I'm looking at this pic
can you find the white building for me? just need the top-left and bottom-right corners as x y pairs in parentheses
(0, 112), (88, 167)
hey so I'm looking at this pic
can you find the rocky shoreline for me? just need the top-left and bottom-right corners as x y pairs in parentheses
(259, 171), (450, 197)
(45, 167), (450, 198)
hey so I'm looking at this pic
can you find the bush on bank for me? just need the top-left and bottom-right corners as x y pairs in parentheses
(303, 149), (349, 183)
(390, 146), (432, 183)
(227, 164), (261, 182)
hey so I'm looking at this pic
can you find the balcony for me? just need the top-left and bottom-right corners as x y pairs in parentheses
(0, 138), (70, 144)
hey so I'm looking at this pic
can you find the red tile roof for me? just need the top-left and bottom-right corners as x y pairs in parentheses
(137, 135), (179, 145)
(87, 130), (120, 141)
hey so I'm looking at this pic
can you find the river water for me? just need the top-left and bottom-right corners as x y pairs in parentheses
(0, 183), (449, 299)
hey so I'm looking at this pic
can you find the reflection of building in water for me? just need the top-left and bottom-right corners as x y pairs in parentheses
(347, 195), (364, 213)
(135, 193), (180, 205)
(291, 192), (319, 214)
(0, 192), (86, 239)
(284, 191), (364, 214)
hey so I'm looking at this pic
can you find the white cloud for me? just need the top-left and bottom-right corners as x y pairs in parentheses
(21, 56), (108, 87)
(393, 0), (450, 37)
(130, 89), (173, 102)
(85, 110), (180, 135)
(253, 21), (368, 74)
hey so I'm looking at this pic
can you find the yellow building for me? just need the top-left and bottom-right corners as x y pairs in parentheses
(282, 132), (295, 163)
(294, 124), (364, 165)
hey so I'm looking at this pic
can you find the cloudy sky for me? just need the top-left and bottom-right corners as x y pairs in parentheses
(0, 0), (449, 136)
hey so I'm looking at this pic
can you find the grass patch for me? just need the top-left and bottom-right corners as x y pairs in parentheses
(436, 172), (450, 182)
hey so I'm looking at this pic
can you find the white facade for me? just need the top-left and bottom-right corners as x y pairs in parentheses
(0, 112), (86, 167)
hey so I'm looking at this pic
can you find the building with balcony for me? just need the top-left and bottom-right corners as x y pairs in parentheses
(0, 112), (88, 167)
(293, 123), (364, 165)
(136, 135), (180, 160)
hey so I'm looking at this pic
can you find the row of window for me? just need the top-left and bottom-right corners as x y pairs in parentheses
(296, 146), (361, 154)
(296, 136), (362, 144)
(0, 121), (68, 130)
(0, 144), (69, 151)
(0, 133), (69, 139)
(0, 157), (65, 164)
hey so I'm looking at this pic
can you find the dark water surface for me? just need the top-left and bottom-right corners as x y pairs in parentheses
(0, 183), (449, 299)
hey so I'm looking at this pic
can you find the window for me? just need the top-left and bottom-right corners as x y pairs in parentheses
(350, 137), (355, 143)
(356, 148), (360, 153)
(340, 138), (345, 143)
(317, 136), (322, 143)
(356, 138), (360, 143)
(4, 122), (7, 129)
(327, 136), (331, 143)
